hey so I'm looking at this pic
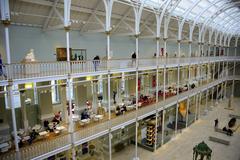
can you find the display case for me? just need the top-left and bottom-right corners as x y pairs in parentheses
(146, 120), (155, 146)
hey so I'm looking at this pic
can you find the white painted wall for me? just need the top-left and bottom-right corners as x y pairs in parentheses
(0, 25), (238, 63)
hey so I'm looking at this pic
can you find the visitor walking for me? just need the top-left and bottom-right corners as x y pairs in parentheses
(113, 91), (117, 104)
(93, 55), (100, 71)
(131, 52), (136, 66)
(214, 118), (218, 128)
(153, 53), (156, 58)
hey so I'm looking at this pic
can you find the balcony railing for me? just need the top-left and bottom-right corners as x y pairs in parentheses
(0, 134), (71, 160)
(0, 56), (238, 81)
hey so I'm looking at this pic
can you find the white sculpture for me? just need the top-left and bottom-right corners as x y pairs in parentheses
(22, 49), (37, 63)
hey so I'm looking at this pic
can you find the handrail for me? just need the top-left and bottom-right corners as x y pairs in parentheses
(2, 56), (238, 65)
(1, 56), (239, 81)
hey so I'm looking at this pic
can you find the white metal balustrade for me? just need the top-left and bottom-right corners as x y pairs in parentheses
(1, 56), (239, 81)
(0, 134), (71, 160)
(5, 62), (69, 80)
(73, 120), (109, 145)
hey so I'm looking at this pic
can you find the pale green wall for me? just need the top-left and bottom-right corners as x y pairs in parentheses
(0, 25), (202, 63)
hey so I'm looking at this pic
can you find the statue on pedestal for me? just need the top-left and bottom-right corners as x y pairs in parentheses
(193, 141), (212, 160)
(22, 49), (37, 63)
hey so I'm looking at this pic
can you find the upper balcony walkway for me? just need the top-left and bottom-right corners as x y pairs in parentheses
(0, 56), (239, 86)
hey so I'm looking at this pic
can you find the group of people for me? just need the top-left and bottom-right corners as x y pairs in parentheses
(17, 111), (63, 148)
(17, 129), (40, 147)
(214, 117), (236, 136)
(115, 104), (127, 116)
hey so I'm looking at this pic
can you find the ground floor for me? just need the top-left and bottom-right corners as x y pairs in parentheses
(46, 98), (240, 160)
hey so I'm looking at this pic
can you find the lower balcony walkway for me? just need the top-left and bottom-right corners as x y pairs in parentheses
(112, 98), (240, 160)
(0, 76), (239, 160)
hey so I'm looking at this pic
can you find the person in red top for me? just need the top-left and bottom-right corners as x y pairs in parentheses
(52, 111), (62, 124)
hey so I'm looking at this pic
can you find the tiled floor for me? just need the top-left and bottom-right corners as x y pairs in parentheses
(112, 98), (240, 160)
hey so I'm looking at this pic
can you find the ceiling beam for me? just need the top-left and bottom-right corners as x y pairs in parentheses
(111, 7), (132, 33)
(79, 0), (103, 32)
(20, 0), (199, 38)
(53, 7), (64, 23)
(85, 29), (105, 33)
(112, 32), (135, 36)
(43, 0), (60, 30)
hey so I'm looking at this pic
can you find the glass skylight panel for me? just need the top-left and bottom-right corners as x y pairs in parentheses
(198, 0), (210, 8)
(191, 6), (203, 15)
(145, 0), (239, 34)
(174, 7), (185, 14)
(178, 0), (193, 10)
(146, 0), (164, 8)
(188, 12), (196, 19)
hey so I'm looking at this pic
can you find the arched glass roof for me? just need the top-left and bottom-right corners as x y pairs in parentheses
(145, 0), (240, 36)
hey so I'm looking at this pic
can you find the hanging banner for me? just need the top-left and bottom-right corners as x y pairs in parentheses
(121, 73), (125, 92)
(138, 78), (141, 91)
(152, 75), (156, 88)
(161, 48), (164, 56)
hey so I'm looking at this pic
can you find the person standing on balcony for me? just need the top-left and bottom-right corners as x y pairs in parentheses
(214, 118), (218, 128)
(113, 91), (117, 104)
(93, 55), (100, 71)
(0, 54), (3, 75)
(131, 52), (136, 66)
(153, 53), (156, 58)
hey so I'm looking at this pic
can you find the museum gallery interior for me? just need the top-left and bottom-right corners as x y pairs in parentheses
(0, 0), (240, 160)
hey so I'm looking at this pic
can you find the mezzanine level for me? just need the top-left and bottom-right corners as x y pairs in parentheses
(1, 74), (239, 160)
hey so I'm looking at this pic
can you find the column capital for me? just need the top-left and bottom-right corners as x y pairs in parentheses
(163, 110), (166, 114)
(135, 34), (140, 38)
(198, 42), (201, 45)
(61, 84), (67, 87)
(2, 20), (11, 26)
(208, 43), (211, 46)
(156, 37), (160, 41)
(64, 26), (71, 31)
(188, 41), (192, 44)
(7, 79), (13, 86)
(105, 30), (111, 35)
(67, 73), (71, 79)
(177, 40), (181, 43)
(163, 37), (168, 41)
